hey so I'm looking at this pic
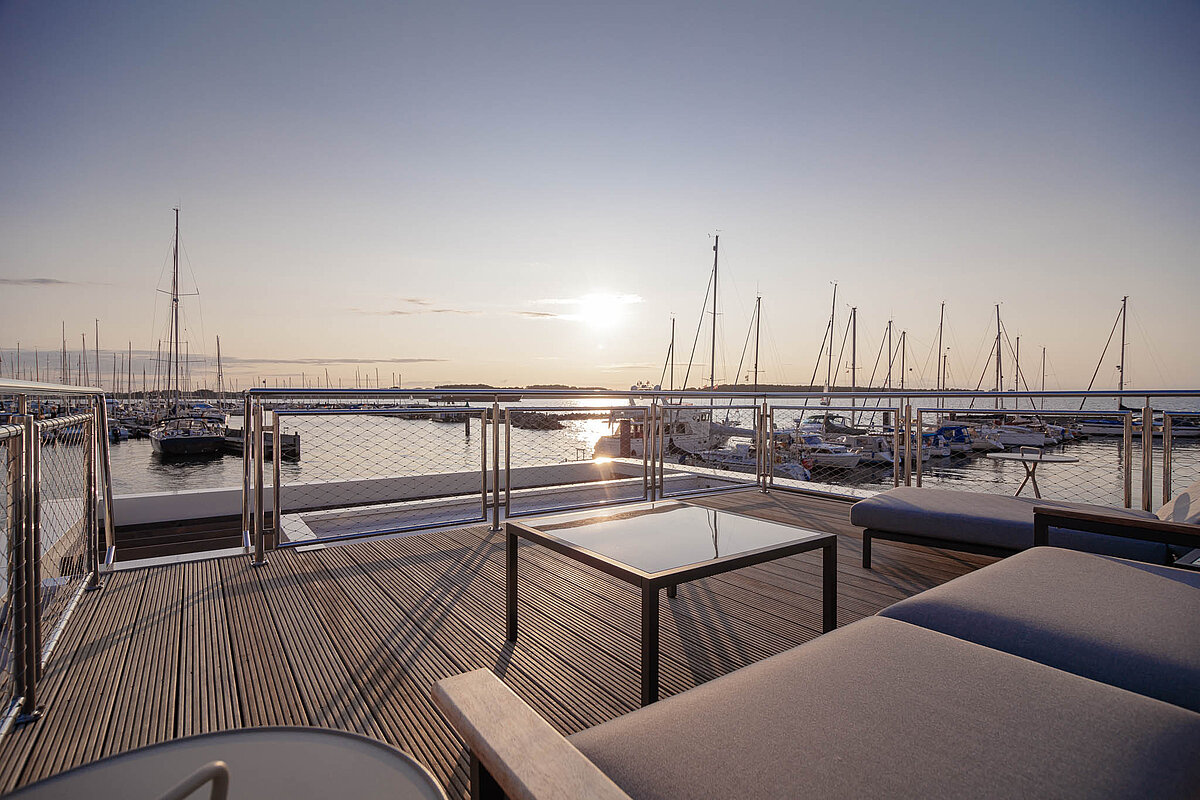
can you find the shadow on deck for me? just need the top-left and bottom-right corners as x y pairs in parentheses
(0, 490), (993, 796)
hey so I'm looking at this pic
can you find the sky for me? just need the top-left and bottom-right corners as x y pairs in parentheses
(1, 1), (1198, 392)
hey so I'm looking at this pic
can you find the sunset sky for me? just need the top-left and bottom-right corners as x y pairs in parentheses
(2, 1), (1197, 391)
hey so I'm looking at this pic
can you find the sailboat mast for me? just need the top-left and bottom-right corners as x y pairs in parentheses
(994, 305), (1002, 410)
(172, 208), (181, 408)
(936, 301), (944, 393)
(1041, 346), (1046, 410)
(94, 320), (101, 394)
(826, 283), (837, 390)
(752, 295), (761, 394)
(899, 331), (907, 391)
(1015, 336), (1020, 393)
(670, 317), (676, 392)
(886, 320), (893, 390)
(127, 342), (132, 400)
(1118, 295), (1127, 393)
(849, 306), (857, 422)
(710, 236), (718, 396)
(216, 335), (223, 402)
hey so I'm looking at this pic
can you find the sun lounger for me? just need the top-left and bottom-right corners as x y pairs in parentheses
(848, 478), (1200, 568)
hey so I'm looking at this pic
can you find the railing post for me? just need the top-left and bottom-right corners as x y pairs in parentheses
(1141, 402), (1153, 512)
(272, 410), (282, 538)
(16, 414), (42, 722)
(1122, 413), (1133, 508)
(9, 418), (33, 723)
(490, 400), (501, 532)
(503, 409), (511, 518)
(94, 396), (116, 559)
(28, 418), (42, 683)
(1163, 414), (1172, 505)
(645, 402), (655, 501)
(86, 405), (103, 591)
(769, 406), (778, 487)
(241, 393), (252, 549)
(914, 409), (924, 488)
(892, 406), (901, 488)
(903, 403), (913, 487)
(251, 402), (267, 566)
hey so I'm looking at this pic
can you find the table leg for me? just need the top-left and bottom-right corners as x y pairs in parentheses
(666, 584), (677, 598)
(506, 529), (518, 642)
(1015, 463), (1033, 497)
(1029, 462), (1041, 499)
(822, 541), (837, 633)
(640, 584), (660, 706)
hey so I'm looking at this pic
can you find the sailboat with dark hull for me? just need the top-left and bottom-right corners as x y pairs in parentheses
(149, 208), (225, 457)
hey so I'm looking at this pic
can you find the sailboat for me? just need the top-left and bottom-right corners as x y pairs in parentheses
(149, 208), (225, 456)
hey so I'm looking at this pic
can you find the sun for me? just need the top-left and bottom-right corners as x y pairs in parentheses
(575, 293), (637, 329)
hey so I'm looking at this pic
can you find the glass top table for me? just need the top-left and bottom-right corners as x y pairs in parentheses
(505, 501), (837, 706)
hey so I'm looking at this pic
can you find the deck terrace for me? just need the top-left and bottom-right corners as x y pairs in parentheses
(0, 490), (993, 796)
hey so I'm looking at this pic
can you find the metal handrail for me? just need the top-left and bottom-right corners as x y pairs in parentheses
(242, 386), (1200, 401)
(0, 378), (103, 395)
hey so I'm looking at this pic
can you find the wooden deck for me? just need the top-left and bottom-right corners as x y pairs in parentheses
(0, 490), (994, 796)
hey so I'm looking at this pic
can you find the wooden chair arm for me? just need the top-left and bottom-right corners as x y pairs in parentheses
(1033, 506), (1200, 551)
(432, 669), (630, 800)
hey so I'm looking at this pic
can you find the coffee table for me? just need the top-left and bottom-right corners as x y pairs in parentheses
(505, 501), (837, 706)
(986, 449), (1079, 498)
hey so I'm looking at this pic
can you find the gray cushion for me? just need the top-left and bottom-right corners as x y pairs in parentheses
(1157, 478), (1200, 524)
(880, 547), (1200, 712)
(850, 486), (1169, 562)
(569, 617), (1200, 800)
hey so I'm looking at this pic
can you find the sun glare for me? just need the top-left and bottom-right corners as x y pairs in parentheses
(575, 293), (637, 329)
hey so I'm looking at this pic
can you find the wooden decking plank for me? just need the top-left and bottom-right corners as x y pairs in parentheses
(218, 556), (307, 726)
(306, 543), (476, 796)
(253, 550), (385, 738)
(368, 530), (644, 727)
(7, 567), (150, 788)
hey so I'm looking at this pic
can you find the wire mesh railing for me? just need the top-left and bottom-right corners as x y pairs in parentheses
(0, 425), (22, 726)
(0, 381), (109, 731)
(32, 414), (94, 656)
(503, 405), (650, 518)
(269, 405), (490, 546)
(908, 409), (1137, 508)
(1164, 413), (1200, 504)
(659, 403), (762, 498)
(242, 388), (1200, 561)
(766, 404), (901, 497)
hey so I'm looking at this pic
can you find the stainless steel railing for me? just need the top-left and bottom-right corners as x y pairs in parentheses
(240, 387), (1200, 555)
(0, 380), (110, 732)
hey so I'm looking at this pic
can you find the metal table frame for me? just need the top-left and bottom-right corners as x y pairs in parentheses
(986, 450), (1079, 499)
(505, 511), (837, 706)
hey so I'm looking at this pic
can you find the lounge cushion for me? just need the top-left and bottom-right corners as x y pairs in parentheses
(879, 547), (1200, 712)
(569, 617), (1200, 800)
(1157, 478), (1200, 524)
(850, 486), (1169, 562)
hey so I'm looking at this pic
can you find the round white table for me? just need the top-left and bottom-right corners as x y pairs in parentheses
(986, 452), (1079, 498)
(8, 727), (448, 800)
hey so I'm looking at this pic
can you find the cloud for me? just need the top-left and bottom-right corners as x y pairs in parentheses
(533, 294), (643, 306)
(598, 363), (654, 372)
(222, 356), (445, 365)
(514, 311), (562, 319)
(349, 305), (481, 316)
(399, 297), (432, 306)
(0, 277), (98, 286)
